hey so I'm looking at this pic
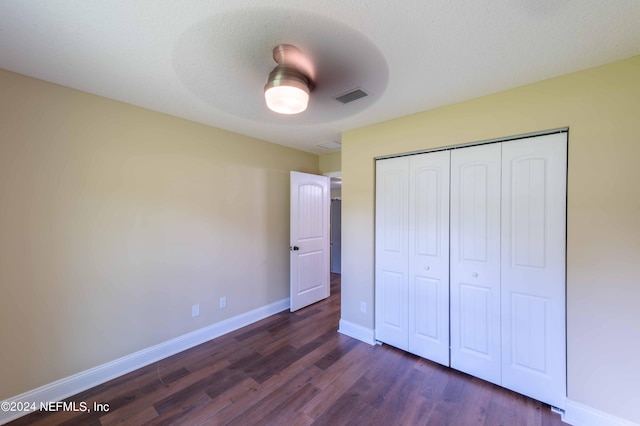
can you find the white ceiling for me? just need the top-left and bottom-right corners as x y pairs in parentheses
(1, 1), (639, 155)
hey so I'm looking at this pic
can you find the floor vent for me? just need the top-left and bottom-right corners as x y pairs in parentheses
(334, 88), (368, 104)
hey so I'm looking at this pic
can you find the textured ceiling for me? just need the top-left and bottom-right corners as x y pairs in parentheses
(1, 0), (639, 154)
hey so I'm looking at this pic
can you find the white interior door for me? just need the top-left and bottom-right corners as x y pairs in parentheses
(450, 143), (502, 385)
(290, 171), (330, 312)
(408, 151), (450, 366)
(500, 133), (567, 408)
(375, 157), (409, 349)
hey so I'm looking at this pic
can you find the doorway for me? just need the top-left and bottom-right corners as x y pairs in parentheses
(327, 174), (342, 275)
(330, 199), (341, 273)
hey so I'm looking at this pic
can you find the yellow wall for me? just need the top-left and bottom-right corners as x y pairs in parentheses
(341, 56), (640, 423)
(319, 152), (342, 198)
(0, 69), (318, 399)
(318, 152), (341, 174)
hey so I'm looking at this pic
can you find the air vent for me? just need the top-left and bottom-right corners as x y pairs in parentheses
(334, 88), (368, 104)
(316, 141), (342, 150)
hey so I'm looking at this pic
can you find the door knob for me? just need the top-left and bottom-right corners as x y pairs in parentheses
(290, 246), (300, 251)
(472, 272), (478, 278)
(424, 266), (430, 271)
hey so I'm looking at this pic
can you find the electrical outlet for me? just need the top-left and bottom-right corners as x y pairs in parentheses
(360, 302), (366, 313)
(192, 304), (200, 317)
(219, 296), (227, 309)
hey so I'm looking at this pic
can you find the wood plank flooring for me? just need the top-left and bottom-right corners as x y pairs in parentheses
(9, 274), (566, 425)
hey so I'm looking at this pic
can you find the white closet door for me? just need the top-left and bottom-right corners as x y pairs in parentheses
(408, 151), (450, 366)
(501, 133), (567, 408)
(450, 143), (502, 385)
(375, 156), (409, 349)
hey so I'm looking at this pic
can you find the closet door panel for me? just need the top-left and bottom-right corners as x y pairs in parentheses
(408, 151), (450, 366)
(501, 133), (567, 408)
(375, 157), (409, 349)
(450, 144), (502, 385)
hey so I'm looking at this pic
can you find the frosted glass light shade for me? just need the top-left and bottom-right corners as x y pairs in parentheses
(265, 85), (309, 114)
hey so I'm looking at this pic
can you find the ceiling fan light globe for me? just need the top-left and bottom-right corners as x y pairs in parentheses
(265, 85), (309, 114)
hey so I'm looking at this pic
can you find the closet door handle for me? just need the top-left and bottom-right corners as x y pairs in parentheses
(472, 272), (478, 278)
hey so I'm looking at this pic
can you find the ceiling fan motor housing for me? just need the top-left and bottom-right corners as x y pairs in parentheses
(264, 44), (315, 114)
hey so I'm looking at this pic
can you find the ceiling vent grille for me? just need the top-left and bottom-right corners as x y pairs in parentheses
(316, 141), (342, 150)
(334, 88), (368, 104)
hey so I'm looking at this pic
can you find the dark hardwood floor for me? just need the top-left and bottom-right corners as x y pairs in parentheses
(10, 274), (566, 425)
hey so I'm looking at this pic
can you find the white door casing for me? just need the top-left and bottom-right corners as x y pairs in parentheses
(290, 171), (330, 312)
(408, 151), (451, 366)
(375, 156), (409, 349)
(450, 143), (503, 385)
(500, 133), (567, 408)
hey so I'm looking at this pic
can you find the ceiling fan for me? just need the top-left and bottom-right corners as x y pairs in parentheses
(173, 9), (388, 126)
(264, 44), (315, 115)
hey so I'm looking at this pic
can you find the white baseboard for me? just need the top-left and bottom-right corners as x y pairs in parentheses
(338, 319), (376, 345)
(562, 399), (639, 426)
(0, 298), (289, 425)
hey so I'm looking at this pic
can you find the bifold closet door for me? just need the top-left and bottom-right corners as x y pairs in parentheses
(450, 143), (502, 385)
(408, 151), (450, 366)
(375, 156), (409, 349)
(500, 133), (567, 408)
(375, 151), (451, 365)
(377, 135), (567, 408)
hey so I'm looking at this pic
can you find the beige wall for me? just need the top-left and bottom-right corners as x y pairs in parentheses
(0, 70), (318, 399)
(341, 56), (640, 423)
(319, 152), (342, 198)
(318, 152), (341, 174)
